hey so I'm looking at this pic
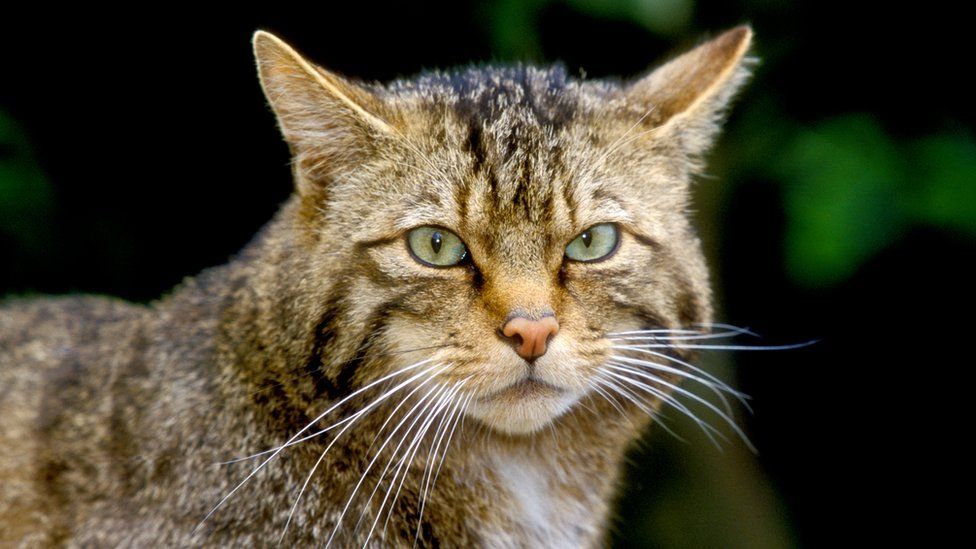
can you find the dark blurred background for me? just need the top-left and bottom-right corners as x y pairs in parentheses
(2, 2), (972, 547)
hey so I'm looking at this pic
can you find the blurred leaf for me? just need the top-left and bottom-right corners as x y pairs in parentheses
(567, 0), (694, 35)
(484, 0), (547, 60)
(485, 0), (695, 59)
(772, 113), (976, 287)
(908, 134), (976, 235)
(776, 114), (905, 287)
(0, 111), (55, 250)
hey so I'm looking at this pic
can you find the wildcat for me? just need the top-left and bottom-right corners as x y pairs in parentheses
(0, 26), (754, 547)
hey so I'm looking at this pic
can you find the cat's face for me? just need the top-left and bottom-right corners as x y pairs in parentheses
(255, 28), (752, 434)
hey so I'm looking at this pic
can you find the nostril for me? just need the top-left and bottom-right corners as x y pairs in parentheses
(500, 314), (560, 361)
(497, 327), (523, 345)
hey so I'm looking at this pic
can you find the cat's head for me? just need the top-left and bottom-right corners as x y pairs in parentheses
(253, 27), (753, 435)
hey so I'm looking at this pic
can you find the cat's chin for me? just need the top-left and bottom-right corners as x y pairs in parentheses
(464, 379), (580, 435)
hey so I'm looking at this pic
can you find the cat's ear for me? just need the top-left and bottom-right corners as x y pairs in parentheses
(252, 31), (396, 188)
(626, 25), (754, 159)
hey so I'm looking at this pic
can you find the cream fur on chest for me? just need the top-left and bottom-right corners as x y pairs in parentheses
(477, 452), (601, 548)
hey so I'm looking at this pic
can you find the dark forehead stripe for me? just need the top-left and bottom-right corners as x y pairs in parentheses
(447, 66), (578, 225)
(440, 64), (581, 129)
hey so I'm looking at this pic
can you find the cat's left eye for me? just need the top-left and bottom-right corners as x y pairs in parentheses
(565, 223), (619, 262)
(407, 226), (468, 267)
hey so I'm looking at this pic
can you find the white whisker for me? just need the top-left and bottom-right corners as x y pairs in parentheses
(280, 364), (449, 545)
(614, 332), (750, 342)
(371, 382), (464, 546)
(351, 383), (451, 536)
(197, 359), (437, 534)
(606, 362), (755, 452)
(589, 381), (631, 420)
(606, 328), (752, 340)
(693, 322), (759, 336)
(429, 392), (472, 494)
(607, 324), (756, 337)
(218, 359), (437, 464)
(601, 367), (725, 447)
(415, 382), (470, 546)
(609, 351), (746, 416)
(609, 351), (746, 398)
(325, 365), (450, 547)
(611, 342), (815, 351)
(608, 328), (703, 335)
(592, 373), (686, 442)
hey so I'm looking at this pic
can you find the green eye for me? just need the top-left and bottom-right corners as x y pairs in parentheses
(565, 223), (619, 262)
(407, 226), (468, 267)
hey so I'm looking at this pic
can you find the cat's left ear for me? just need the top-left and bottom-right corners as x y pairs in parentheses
(626, 25), (755, 158)
(252, 31), (396, 190)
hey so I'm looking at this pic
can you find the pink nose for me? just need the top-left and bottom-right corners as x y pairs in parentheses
(501, 315), (560, 362)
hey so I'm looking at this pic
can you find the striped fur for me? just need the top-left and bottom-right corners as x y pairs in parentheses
(0, 27), (753, 546)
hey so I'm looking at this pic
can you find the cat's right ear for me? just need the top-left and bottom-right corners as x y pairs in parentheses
(253, 31), (396, 190)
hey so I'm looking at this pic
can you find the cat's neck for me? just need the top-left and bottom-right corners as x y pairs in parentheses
(453, 406), (636, 546)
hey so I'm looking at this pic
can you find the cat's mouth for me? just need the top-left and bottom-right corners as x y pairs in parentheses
(464, 374), (580, 435)
(480, 376), (565, 401)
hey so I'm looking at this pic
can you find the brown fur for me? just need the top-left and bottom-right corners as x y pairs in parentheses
(0, 26), (753, 546)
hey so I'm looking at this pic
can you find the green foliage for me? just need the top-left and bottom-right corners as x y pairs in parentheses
(909, 134), (976, 236)
(566, 0), (693, 35)
(484, 0), (693, 59)
(483, 0), (547, 59)
(0, 111), (54, 252)
(772, 114), (976, 286)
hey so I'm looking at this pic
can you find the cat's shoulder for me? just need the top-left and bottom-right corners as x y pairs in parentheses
(1, 294), (147, 341)
(0, 295), (148, 380)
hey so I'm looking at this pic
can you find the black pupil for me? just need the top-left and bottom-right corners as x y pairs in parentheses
(580, 230), (592, 248)
(431, 232), (443, 254)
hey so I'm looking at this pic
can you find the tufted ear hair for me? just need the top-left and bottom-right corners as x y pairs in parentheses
(253, 31), (397, 193)
(626, 25), (755, 161)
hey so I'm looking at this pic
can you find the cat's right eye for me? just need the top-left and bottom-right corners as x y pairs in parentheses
(407, 226), (468, 267)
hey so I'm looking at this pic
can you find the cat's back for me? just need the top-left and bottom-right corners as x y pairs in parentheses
(0, 296), (151, 448)
(0, 295), (148, 382)
(0, 296), (149, 546)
